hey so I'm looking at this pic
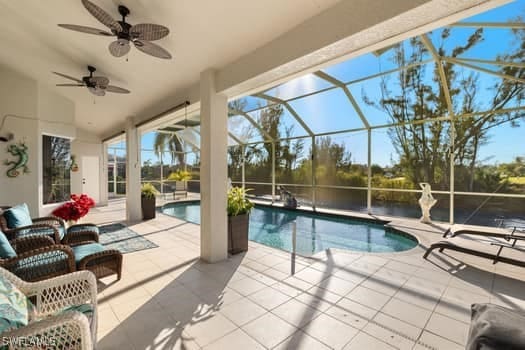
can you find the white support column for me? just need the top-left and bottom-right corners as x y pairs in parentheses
(241, 145), (246, 190)
(367, 129), (372, 214)
(449, 121), (455, 224)
(200, 69), (228, 263)
(99, 142), (109, 206)
(125, 117), (142, 222)
(271, 142), (276, 203)
(160, 152), (164, 194)
(312, 136), (316, 211)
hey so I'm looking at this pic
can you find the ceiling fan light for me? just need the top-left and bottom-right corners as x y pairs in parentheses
(109, 40), (130, 57)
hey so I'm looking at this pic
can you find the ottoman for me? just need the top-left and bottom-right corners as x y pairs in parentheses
(72, 242), (122, 280)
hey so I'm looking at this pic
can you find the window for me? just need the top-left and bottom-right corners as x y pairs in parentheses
(42, 135), (71, 204)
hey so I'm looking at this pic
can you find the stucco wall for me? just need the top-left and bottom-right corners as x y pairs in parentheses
(0, 65), (104, 217)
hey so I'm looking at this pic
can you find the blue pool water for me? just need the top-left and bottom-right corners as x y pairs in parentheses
(162, 201), (418, 255)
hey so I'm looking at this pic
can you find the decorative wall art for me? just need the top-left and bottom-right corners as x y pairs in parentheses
(4, 141), (29, 178)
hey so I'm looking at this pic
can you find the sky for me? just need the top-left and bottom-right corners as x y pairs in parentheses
(113, 0), (524, 169)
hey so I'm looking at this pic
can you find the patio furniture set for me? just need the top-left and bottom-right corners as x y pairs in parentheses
(0, 204), (122, 282)
(0, 203), (119, 348)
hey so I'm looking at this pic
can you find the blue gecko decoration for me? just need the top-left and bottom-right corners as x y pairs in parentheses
(4, 142), (29, 178)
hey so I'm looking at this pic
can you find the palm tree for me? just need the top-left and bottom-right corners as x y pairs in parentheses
(153, 132), (185, 166)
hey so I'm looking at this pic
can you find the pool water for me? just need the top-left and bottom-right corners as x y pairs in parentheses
(162, 201), (418, 255)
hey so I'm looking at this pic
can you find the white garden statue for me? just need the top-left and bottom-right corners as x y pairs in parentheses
(418, 182), (437, 223)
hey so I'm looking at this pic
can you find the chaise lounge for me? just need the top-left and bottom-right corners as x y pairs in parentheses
(423, 238), (525, 267)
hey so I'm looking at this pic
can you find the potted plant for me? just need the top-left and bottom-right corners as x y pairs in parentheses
(141, 183), (159, 220)
(167, 169), (193, 198)
(52, 194), (95, 226)
(227, 186), (254, 254)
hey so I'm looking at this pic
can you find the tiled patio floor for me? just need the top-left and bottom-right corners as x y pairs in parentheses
(93, 198), (525, 350)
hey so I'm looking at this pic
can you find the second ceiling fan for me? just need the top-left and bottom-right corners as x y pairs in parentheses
(59, 0), (172, 59)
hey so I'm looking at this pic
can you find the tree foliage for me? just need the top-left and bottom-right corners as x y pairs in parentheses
(364, 27), (524, 192)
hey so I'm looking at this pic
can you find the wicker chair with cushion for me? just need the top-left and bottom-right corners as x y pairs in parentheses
(0, 204), (65, 243)
(0, 232), (75, 282)
(0, 267), (97, 350)
(0, 204), (98, 245)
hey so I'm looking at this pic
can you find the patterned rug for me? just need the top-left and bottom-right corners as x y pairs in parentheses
(98, 223), (158, 254)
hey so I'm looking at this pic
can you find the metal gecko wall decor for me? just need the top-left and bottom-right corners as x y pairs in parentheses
(4, 141), (29, 177)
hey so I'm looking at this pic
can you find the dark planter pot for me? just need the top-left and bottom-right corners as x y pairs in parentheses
(228, 214), (249, 254)
(141, 196), (156, 220)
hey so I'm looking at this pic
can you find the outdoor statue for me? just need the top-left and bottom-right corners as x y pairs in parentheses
(4, 141), (29, 178)
(418, 182), (437, 223)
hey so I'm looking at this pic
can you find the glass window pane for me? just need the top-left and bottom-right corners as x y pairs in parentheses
(249, 105), (309, 139)
(177, 127), (201, 151)
(187, 151), (200, 181)
(455, 195), (525, 227)
(263, 74), (333, 101)
(316, 188), (367, 212)
(42, 135), (71, 204)
(460, 1), (523, 22)
(454, 113), (525, 193)
(234, 96), (276, 112)
(228, 114), (264, 143)
(288, 88), (365, 133)
(372, 123), (451, 191)
(141, 131), (157, 150)
(349, 62), (446, 126)
(429, 27), (523, 63)
(228, 145), (243, 182)
(116, 182), (126, 195)
(314, 131), (369, 188)
(321, 37), (431, 84)
(276, 137), (311, 185)
(245, 143), (271, 183)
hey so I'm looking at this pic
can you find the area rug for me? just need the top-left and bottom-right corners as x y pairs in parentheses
(98, 223), (158, 254)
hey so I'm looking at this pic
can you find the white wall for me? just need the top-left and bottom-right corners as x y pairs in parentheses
(0, 66), (40, 216)
(0, 65), (105, 217)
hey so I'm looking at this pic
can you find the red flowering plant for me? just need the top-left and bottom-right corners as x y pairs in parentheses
(52, 194), (95, 222)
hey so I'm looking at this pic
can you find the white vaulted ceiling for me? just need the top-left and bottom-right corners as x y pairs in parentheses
(0, 0), (341, 135)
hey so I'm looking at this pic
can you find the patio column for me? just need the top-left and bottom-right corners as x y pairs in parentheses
(125, 117), (142, 222)
(200, 69), (228, 263)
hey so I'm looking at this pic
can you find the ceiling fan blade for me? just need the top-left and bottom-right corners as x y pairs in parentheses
(88, 87), (105, 96)
(90, 76), (110, 88)
(52, 71), (83, 83)
(130, 23), (169, 41)
(133, 40), (172, 59)
(58, 24), (113, 36)
(105, 85), (130, 94)
(56, 83), (84, 87)
(109, 40), (130, 57)
(81, 0), (122, 33)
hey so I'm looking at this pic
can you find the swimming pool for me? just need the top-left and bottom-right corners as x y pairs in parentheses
(161, 201), (418, 255)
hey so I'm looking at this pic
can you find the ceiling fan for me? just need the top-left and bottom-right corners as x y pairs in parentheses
(53, 65), (130, 96)
(59, 0), (171, 59)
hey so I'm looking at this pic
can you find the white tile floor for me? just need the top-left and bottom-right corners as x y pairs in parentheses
(92, 198), (525, 350)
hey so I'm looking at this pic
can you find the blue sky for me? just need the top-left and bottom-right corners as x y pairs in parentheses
(116, 0), (524, 169)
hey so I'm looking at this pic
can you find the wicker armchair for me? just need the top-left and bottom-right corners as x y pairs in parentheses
(0, 236), (76, 282)
(0, 206), (98, 244)
(0, 206), (64, 243)
(0, 267), (97, 349)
